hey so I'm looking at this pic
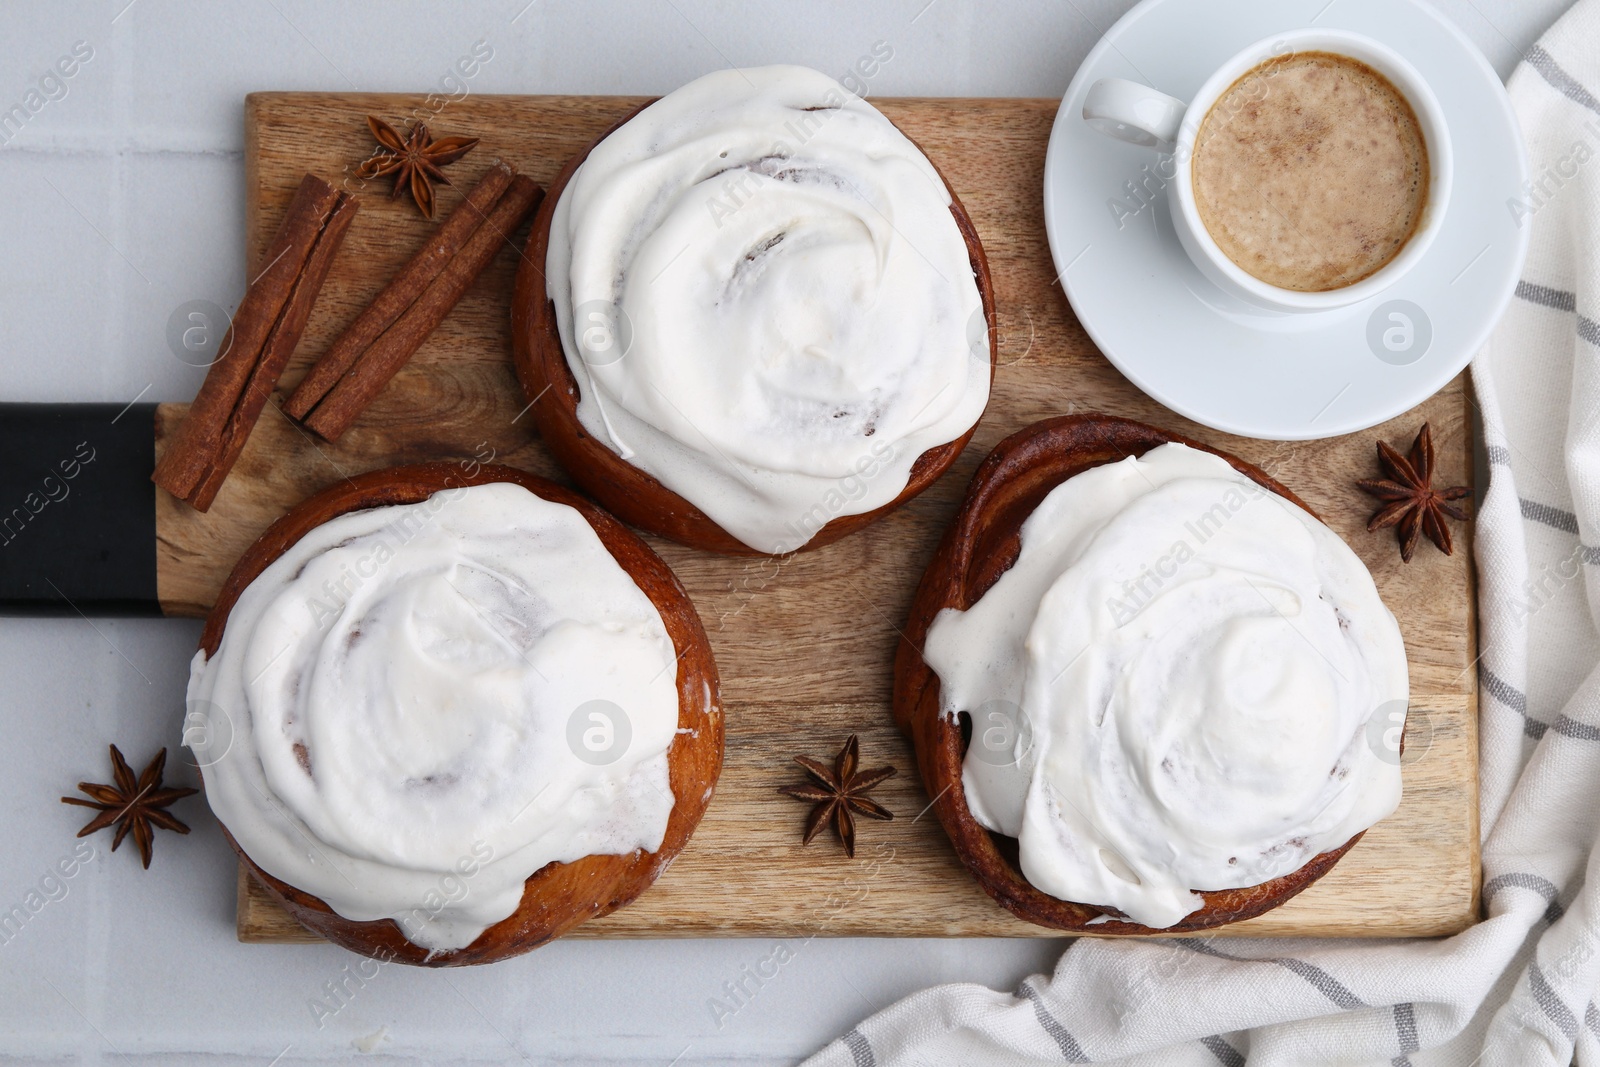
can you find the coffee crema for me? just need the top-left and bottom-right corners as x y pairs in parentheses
(1191, 51), (1429, 293)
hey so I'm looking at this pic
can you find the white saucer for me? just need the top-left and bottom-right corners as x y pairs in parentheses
(1044, 0), (1530, 440)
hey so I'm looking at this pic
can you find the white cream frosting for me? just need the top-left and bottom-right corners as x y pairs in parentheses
(923, 443), (1409, 929)
(545, 64), (989, 553)
(185, 483), (680, 953)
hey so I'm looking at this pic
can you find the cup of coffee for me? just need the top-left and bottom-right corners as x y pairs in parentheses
(1082, 29), (1451, 312)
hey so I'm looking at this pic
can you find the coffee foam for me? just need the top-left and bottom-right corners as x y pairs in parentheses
(1192, 51), (1429, 293)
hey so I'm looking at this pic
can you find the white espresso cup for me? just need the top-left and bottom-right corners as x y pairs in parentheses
(1082, 28), (1452, 312)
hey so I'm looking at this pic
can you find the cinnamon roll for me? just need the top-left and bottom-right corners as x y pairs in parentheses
(515, 65), (995, 555)
(896, 416), (1409, 932)
(185, 464), (721, 965)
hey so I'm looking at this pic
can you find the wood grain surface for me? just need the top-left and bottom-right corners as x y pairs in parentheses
(151, 92), (1479, 943)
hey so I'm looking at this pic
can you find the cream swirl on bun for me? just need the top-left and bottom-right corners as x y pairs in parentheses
(923, 444), (1409, 929)
(545, 64), (989, 553)
(185, 483), (681, 952)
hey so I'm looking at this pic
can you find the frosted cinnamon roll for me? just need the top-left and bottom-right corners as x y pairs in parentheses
(520, 64), (994, 555)
(185, 464), (721, 965)
(897, 416), (1409, 932)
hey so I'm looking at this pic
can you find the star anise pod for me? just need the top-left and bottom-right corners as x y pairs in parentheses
(1357, 422), (1471, 562)
(61, 746), (197, 869)
(778, 735), (895, 858)
(354, 115), (479, 219)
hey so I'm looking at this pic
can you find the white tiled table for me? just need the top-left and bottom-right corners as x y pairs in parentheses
(0, 1), (1568, 1063)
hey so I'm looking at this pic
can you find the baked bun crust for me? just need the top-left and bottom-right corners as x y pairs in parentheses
(511, 104), (997, 556)
(201, 462), (723, 965)
(894, 414), (1374, 933)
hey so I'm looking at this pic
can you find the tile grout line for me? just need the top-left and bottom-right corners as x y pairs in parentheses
(84, 10), (139, 1054)
(107, 15), (136, 403)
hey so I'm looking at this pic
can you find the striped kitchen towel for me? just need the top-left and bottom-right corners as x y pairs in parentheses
(804, 2), (1600, 1064)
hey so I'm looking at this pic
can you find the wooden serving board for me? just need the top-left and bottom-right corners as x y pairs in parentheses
(155, 92), (1480, 943)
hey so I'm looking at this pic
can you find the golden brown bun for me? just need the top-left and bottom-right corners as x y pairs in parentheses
(511, 104), (996, 556)
(200, 462), (723, 965)
(894, 414), (1370, 933)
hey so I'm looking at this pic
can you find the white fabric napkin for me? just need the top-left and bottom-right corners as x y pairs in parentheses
(804, 3), (1600, 1063)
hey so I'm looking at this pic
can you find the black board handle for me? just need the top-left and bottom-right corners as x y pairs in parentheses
(0, 403), (161, 616)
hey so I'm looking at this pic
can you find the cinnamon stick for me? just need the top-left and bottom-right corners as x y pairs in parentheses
(187, 190), (359, 511)
(283, 161), (516, 421)
(296, 173), (543, 442)
(153, 173), (357, 510)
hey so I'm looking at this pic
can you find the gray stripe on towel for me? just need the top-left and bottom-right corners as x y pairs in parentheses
(1394, 1001), (1420, 1054)
(1580, 317), (1600, 348)
(1553, 715), (1600, 742)
(1530, 962), (1579, 1039)
(1484, 872), (1565, 925)
(1521, 498), (1581, 534)
(1177, 940), (1366, 1009)
(1479, 666), (1529, 713)
(1527, 45), (1600, 116)
(1016, 982), (1089, 1062)
(842, 1027), (874, 1067)
(1201, 1034), (1245, 1067)
(1516, 279), (1577, 311)
(1478, 665), (1543, 740)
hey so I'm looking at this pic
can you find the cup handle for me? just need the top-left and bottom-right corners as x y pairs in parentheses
(1082, 78), (1187, 150)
